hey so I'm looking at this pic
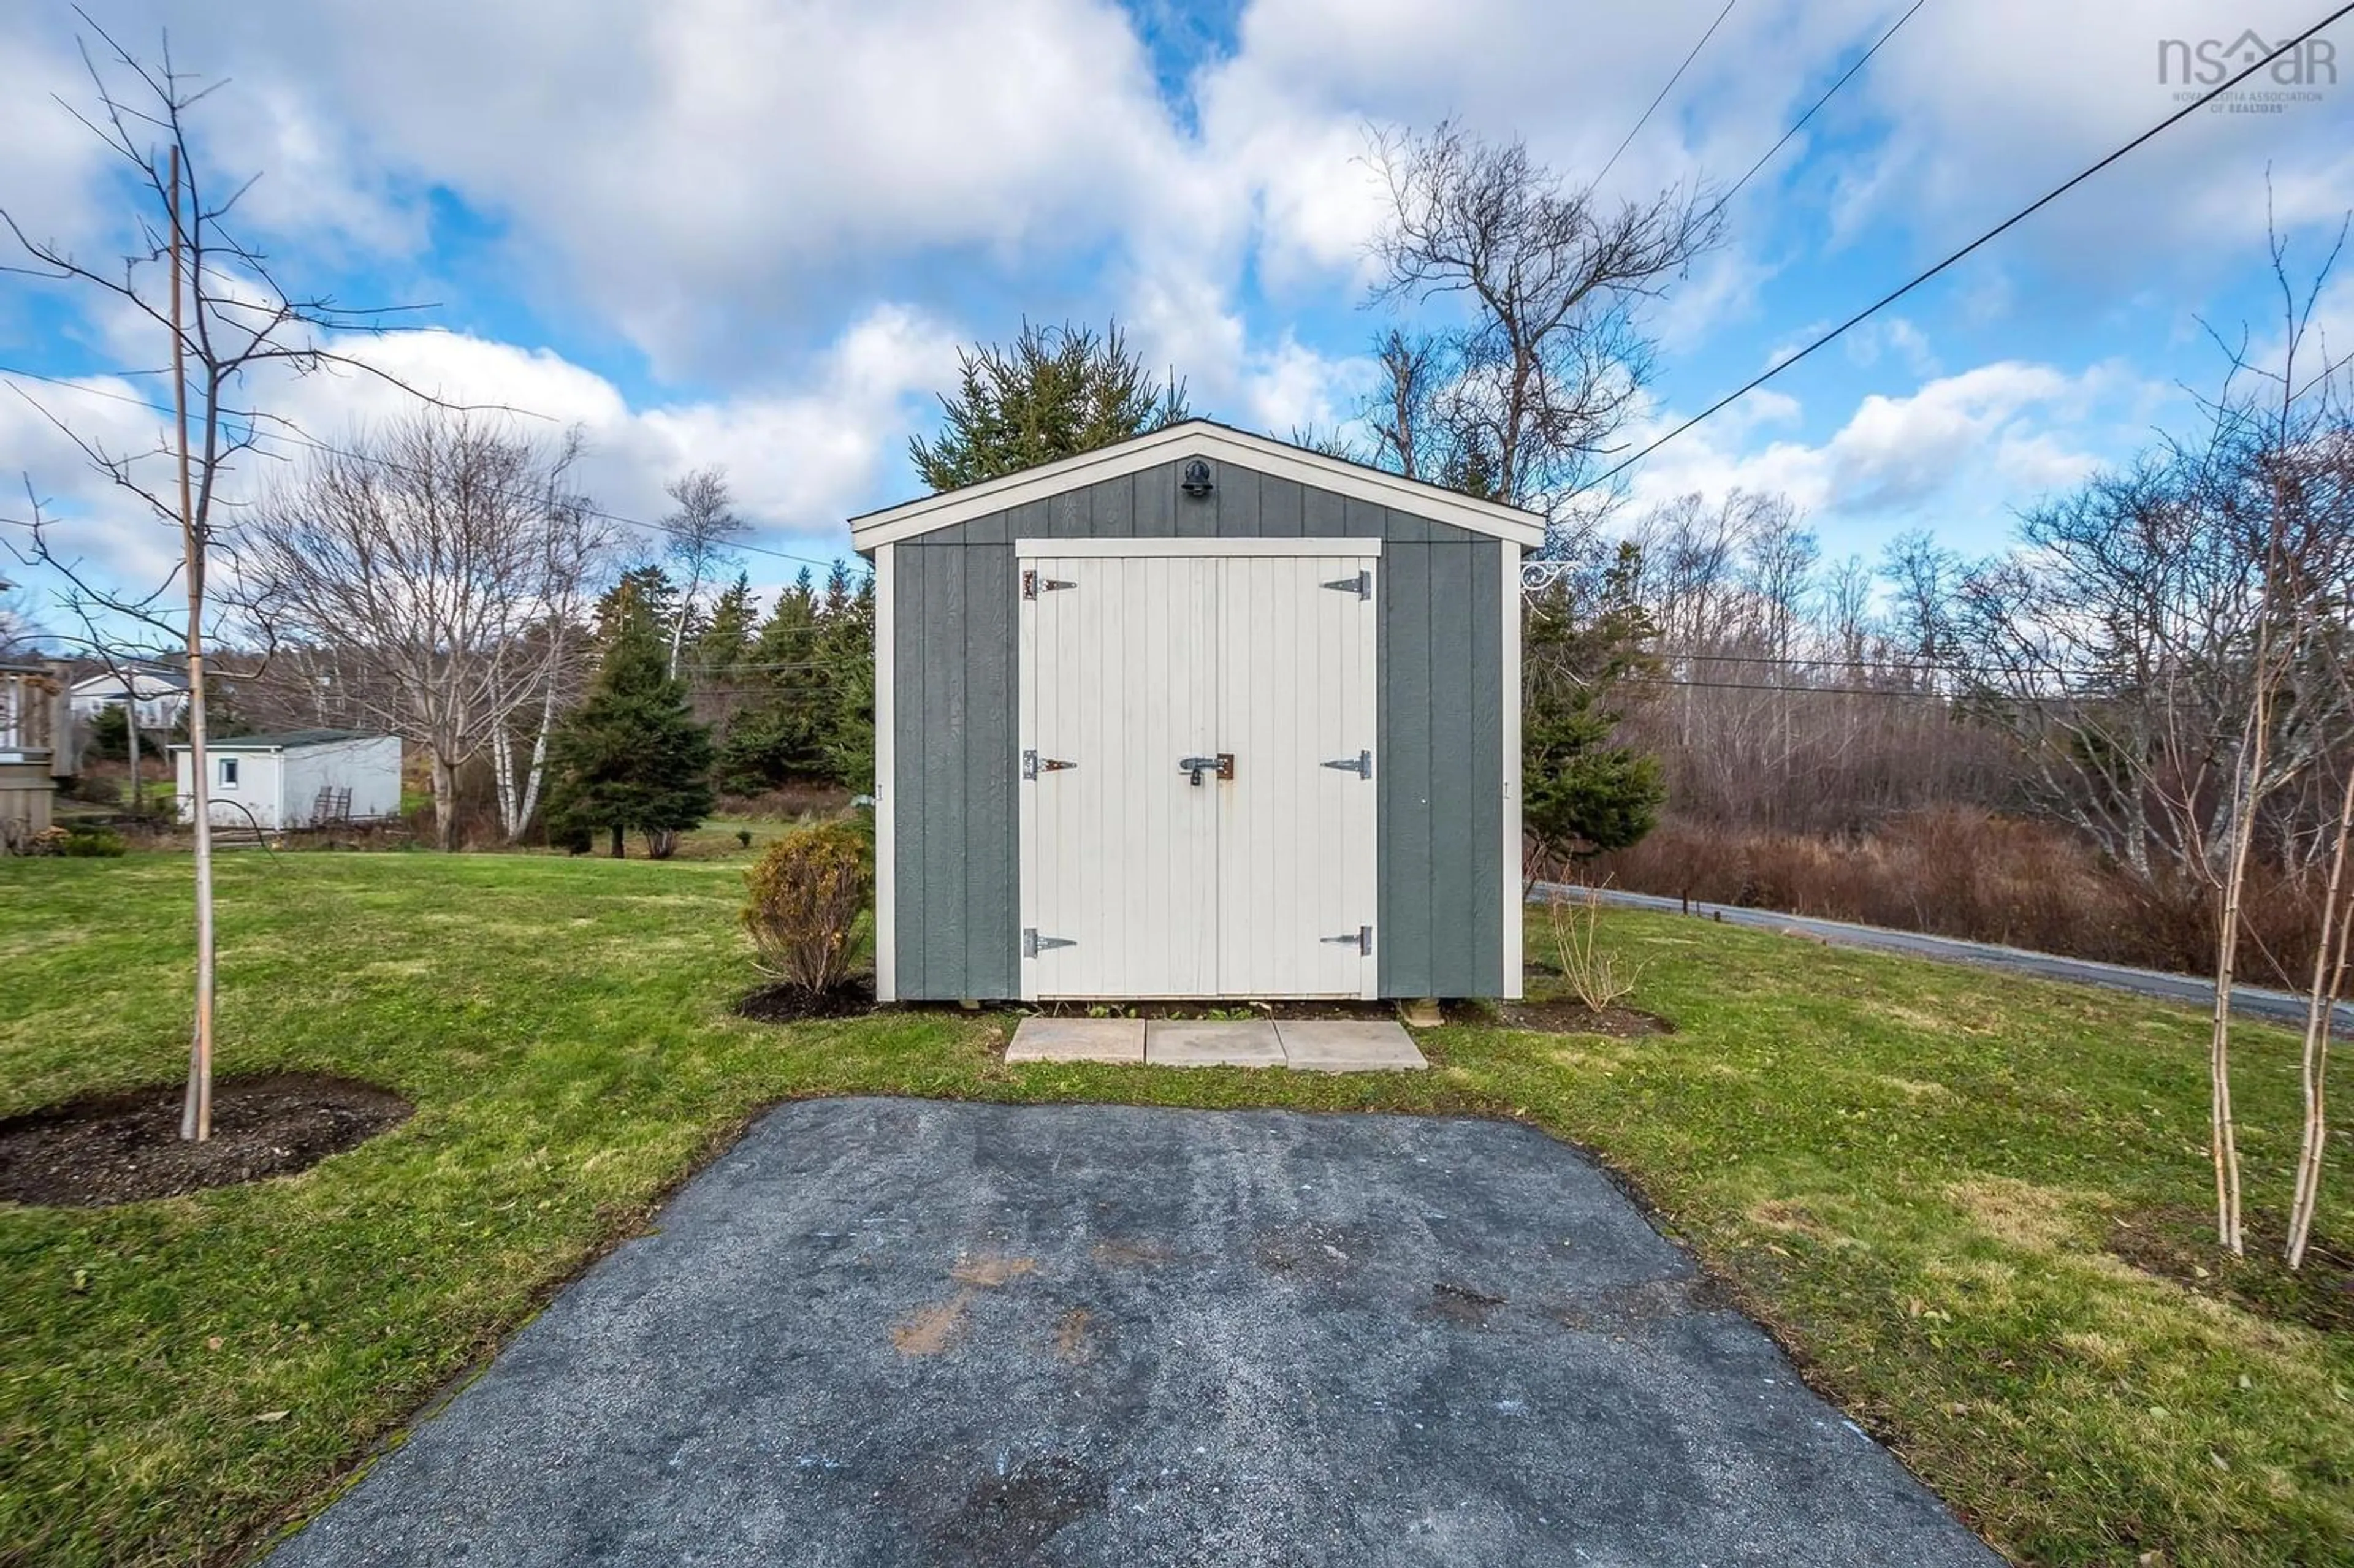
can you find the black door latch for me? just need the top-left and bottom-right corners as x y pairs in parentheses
(1177, 753), (1235, 786)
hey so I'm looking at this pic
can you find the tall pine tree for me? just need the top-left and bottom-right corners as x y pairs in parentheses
(716, 568), (825, 792)
(547, 584), (714, 859)
(908, 320), (1188, 492)
(1519, 542), (1663, 878)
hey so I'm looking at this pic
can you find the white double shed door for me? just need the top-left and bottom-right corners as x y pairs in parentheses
(1018, 538), (1379, 999)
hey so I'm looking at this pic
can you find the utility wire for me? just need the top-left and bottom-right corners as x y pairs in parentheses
(1650, 647), (2040, 679)
(1719, 0), (1930, 207)
(1591, 0), (2354, 491)
(1596, 0), (1743, 186)
(1626, 674), (1967, 699)
(0, 362), (853, 575)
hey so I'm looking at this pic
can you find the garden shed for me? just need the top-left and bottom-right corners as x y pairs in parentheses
(853, 420), (1541, 1004)
(171, 729), (402, 831)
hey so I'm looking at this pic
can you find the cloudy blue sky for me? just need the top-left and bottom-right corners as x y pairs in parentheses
(2, 0), (2350, 605)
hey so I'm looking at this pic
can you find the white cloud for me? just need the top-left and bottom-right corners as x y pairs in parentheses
(7, 0), (2341, 605)
(1624, 358), (2136, 552)
(3, 305), (960, 625)
(4, 0), (1184, 377)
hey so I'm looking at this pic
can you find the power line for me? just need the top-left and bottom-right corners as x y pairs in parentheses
(0, 362), (854, 575)
(1651, 647), (2038, 679)
(1720, 0), (1930, 207)
(1626, 674), (1962, 699)
(1596, 0), (1743, 186)
(1592, 0), (2354, 491)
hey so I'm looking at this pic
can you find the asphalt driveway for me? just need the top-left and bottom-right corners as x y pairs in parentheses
(273, 1099), (1998, 1567)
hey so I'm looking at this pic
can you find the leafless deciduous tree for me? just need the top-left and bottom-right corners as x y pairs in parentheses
(660, 466), (747, 677)
(1362, 121), (1723, 527)
(0, 579), (44, 659)
(239, 411), (617, 848)
(2, 18), (436, 1141)
(1950, 207), (2354, 1254)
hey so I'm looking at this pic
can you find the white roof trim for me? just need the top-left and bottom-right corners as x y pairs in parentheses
(848, 421), (1545, 552)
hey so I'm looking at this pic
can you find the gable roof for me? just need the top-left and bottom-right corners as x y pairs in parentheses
(848, 419), (1546, 552)
(69, 669), (189, 698)
(167, 729), (388, 753)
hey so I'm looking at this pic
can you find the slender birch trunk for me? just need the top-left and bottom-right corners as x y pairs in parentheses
(2207, 684), (2271, 1256)
(490, 717), (518, 840)
(512, 684), (557, 842)
(2288, 761), (2354, 1268)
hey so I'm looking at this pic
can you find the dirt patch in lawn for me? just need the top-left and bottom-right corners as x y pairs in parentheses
(1496, 999), (1673, 1038)
(734, 976), (877, 1022)
(0, 1073), (412, 1208)
(2106, 1205), (2354, 1335)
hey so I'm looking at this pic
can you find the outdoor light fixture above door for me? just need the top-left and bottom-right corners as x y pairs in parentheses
(1180, 459), (1214, 497)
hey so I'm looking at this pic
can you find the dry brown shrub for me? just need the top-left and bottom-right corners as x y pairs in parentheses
(741, 821), (872, 994)
(1594, 807), (2326, 983)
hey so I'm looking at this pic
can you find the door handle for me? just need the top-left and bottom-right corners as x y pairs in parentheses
(1177, 753), (1236, 786)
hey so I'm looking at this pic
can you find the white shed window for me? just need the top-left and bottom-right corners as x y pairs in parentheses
(218, 756), (240, 789)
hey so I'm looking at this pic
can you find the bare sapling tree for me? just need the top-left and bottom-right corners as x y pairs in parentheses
(660, 466), (747, 677)
(1362, 120), (1723, 528)
(1, 20), (437, 1141)
(240, 411), (616, 848)
(2267, 256), (2354, 1268)
(2190, 204), (2352, 1255)
(2290, 709), (2354, 1269)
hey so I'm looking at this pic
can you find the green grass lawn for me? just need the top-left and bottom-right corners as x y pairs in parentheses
(1, 851), (2348, 1566)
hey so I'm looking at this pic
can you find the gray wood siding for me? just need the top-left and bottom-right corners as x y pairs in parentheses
(893, 544), (1018, 999)
(889, 452), (1507, 999)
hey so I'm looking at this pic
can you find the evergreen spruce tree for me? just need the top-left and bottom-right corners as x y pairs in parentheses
(715, 569), (825, 793)
(546, 587), (714, 858)
(815, 565), (877, 793)
(1518, 542), (1663, 877)
(691, 572), (757, 686)
(908, 320), (1189, 492)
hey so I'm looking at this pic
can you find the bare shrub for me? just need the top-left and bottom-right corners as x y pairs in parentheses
(741, 822), (872, 994)
(1546, 886), (1645, 1010)
(1593, 807), (2330, 983)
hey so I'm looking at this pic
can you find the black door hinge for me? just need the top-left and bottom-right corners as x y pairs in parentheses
(1320, 569), (1371, 600)
(1021, 571), (1076, 600)
(1022, 928), (1077, 959)
(1321, 925), (1373, 956)
(1320, 749), (1373, 779)
(1022, 750), (1076, 781)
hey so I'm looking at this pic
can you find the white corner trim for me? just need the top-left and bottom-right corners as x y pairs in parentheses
(1501, 546), (1525, 1000)
(850, 421), (1545, 551)
(1013, 536), (1383, 559)
(874, 542), (897, 1003)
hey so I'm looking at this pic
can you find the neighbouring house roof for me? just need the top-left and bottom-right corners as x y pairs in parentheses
(847, 419), (1547, 552)
(167, 729), (390, 753)
(70, 669), (190, 699)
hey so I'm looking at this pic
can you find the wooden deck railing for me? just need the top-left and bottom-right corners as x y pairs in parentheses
(0, 663), (67, 763)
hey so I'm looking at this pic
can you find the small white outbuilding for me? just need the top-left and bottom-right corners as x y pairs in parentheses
(172, 729), (402, 830)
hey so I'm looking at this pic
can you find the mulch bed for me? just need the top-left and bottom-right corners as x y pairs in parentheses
(735, 976), (878, 1023)
(0, 1073), (413, 1209)
(2106, 1206), (2354, 1334)
(1495, 999), (1674, 1038)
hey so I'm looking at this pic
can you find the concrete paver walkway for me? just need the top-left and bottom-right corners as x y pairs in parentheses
(1006, 1016), (1428, 1070)
(273, 1099), (1999, 1568)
